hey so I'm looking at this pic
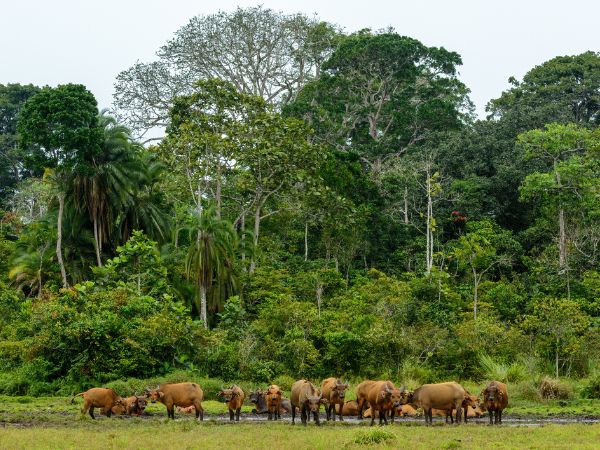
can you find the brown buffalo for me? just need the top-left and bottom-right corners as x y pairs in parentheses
(366, 381), (403, 426)
(264, 385), (283, 420)
(290, 380), (328, 426)
(147, 382), (204, 420)
(249, 389), (294, 415)
(355, 380), (377, 419)
(397, 404), (419, 417)
(218, 385), (245, 422)
(480, 381), (508, 424)
(176, 405), (196, 414)
(407, 382), (466, 425)
(102, 395), (147, 416)
(335, 400), (362, 416)
(71, 388), (124, 419)
(443, 392), (481, 424)
(321, 378), (349, 422)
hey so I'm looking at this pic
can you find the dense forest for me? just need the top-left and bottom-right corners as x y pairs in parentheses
(1, 7), (599, 396)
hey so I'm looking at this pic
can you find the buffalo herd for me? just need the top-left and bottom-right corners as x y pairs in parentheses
(71, 379), (508, 426)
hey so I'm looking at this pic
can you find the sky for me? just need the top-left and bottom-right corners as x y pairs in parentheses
(1, 0), (598, 118)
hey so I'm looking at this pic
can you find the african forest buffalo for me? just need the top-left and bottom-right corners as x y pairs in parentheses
(147, 382), (204, 420)
(407, 382), (467, 425)
(321, 377), (349, 422)
(480, 381), (508, 424)
(365, 381), (403, 426)
(290, 380), (328, 426)
(264, 385), (283, 420)
(355, 380), (377, 419)
(218, 385), (245, 422)
(71, 388), (124, 419)
(249, 389), (293, 415)
(335, 400), (362, 416)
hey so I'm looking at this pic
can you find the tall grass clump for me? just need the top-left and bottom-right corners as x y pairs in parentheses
(353, 429), (396, 445)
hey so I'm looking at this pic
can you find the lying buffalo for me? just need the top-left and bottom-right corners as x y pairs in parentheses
(407, 382), (467, 425)
(72, 388), (124, 419)
(146, 382), (204, 420)
(335, 400), (363, 416)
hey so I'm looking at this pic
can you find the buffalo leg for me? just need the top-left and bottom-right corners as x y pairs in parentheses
(456, 405), (462, 424)
(499, 409), (502, 424)
(488, 410), (493, 425)
(357, 399), (365, 420)
(236, 408), (241, 421)
(313, 410), (320, 426)
(390, 408), (396, 424)
(301, 406), (307, 426)
(370, 413), (375, 426)
(195, 402), (204, 421)
(464, 407), (468, 424)
(229, 408), (234, 421)
(425, 408), (431, 425)
(106, 408), (112, 418)
(268, 409), (273, 420)
(291, 404), (296, 425)
(89, 406), (95, 420)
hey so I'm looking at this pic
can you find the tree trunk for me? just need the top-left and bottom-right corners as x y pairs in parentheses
(304, 221), (309, 262)
(558, 206), (567, 271)
(249, 203), (262, 274)
(240, 212), (246, 265)
(473, 268), (479, 320)
(403, 186), (409, 224)
(215, 163), (222, 218)
(555, 337), (560, 378)
(316, 281), (323, 318)
(200, 284), (208, 329)
(56, 192), (68, 288)
(425, 167), (434, 275)
(93, 218), (102, 267)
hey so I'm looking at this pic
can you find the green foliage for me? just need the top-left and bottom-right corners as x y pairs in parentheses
(353, 428), (396, 445)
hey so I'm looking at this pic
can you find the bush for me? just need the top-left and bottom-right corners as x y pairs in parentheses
(271, 374), (296, 392)
(353, 429), (396, 445)
(539, 377), (573, 400)
(581, 375), (600, 399)
(512, 380), (540, 402)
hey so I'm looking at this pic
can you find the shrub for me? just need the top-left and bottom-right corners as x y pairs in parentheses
(581, 375), (600, 399)
(353, 429), (396, 445)
(271, 374), (296, 392)
(539, 377), (573, 400)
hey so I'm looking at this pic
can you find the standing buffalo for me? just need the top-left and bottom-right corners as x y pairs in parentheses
(290, 380), (328, 426)
(218, 385), (245, 421)
(355, 380), (376, 419)
(264, 385), (283, 420)
(365, 381), (402, 426)
(146, 382), (204, 420)
(480, 381), (508, 424)
(71, 388), (124, 419)
(321, 378), (349, 422)
(407, 382), (467, 425)
(249, 389), (294, 415)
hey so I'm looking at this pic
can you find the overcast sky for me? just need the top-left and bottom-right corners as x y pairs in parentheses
(1, 0), (598, 117)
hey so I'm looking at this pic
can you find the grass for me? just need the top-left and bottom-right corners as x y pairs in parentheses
(0, 422), (599, 449)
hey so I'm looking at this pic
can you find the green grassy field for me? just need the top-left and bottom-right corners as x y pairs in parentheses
(1, 422), (600, 449)
(1, 395), (600, 449)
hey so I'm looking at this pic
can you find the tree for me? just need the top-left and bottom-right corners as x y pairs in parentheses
(522, 297), (590, 378)
(489, 52), (600, 127)
(519, 123), (600, 295)
(287, 30), (471, 179)
(71, 111), (146, 266)
(185, 207), (237, 328)
(113, 6), (339, 140)
(450, 220), (518, 320)
(17, 84), (102, 287)
(0, 83), (40, 202)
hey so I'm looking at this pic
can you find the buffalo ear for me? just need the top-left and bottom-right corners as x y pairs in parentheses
(159, 392), (165, 399)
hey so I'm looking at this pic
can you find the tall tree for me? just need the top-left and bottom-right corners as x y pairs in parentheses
(0, 83), (40, 202)
(17, 84), (102, 287)
(185, 207), (237, 328)
(518, 123), (599, 295)
(113, 6), (339, 140)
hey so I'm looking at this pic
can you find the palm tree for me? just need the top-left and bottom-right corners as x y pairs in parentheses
(71, 111), (145, 266)
(185, 207), (237, 328)
(118, 151), (170, 244)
